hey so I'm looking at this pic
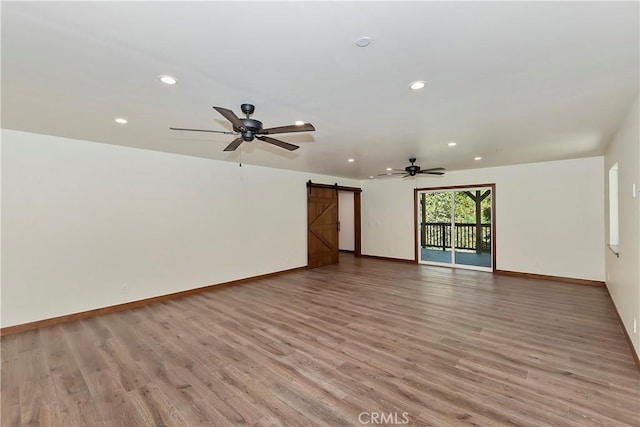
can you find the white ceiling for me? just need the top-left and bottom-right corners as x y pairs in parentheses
(2, 1), (638, 179)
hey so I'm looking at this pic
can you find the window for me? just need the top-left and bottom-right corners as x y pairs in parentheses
(608, 163), (619, 254)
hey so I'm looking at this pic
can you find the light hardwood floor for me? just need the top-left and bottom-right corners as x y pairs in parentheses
(2, 255), (639, 426)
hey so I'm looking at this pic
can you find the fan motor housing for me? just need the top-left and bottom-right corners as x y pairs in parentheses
(236, 118), (263, 140)
(406, 165), (420, 176)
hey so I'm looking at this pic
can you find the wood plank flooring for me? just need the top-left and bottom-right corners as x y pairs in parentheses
(2, 255), (639, 426)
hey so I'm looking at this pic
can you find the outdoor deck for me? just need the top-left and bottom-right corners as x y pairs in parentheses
(420, 248), (492, 267)
(420, 222), (492, 268)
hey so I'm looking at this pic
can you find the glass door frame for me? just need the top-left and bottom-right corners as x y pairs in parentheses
(414, 183), (496, 272)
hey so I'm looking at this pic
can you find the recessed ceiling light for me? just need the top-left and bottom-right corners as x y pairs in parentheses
(410, 80), (426, 90)
(448, 142), (457, 147)
(348, 158), (355, 163)
(369, 176), (374, 179)
(355, 37), (371, 48)
(159, 75), (177, 85)
(114, 117), (128, 124)
(386, 167), (392, 171)
(295, 120), (305, 126)
(474, 156), (482, 160)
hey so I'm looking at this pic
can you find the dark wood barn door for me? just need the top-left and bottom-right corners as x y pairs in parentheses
(307, 186), (339, 268)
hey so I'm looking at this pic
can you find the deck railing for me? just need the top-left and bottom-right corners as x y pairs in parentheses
(421, 222), (491, 252)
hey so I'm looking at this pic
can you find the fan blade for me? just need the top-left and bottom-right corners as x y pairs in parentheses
(377, 172), (405, 176)
(223, 138), (244, 152)
(418, 170), (445, 176)
(261, 123), (315, 135)
(213, 107), (246, 131)
(419, 167), (446, 172)
(169, 127), (236, 135)
(256, 136), (299, 151)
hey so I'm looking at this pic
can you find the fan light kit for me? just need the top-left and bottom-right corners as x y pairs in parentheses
(159, 75), (177, 85)
(410, 81), (426, 90)
(379, 158), (446, 178)
(170, 104), (315, 152)
(114, 117), (128, 124)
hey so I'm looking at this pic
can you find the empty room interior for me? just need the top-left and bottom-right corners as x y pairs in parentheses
(2, 2), (639, 426)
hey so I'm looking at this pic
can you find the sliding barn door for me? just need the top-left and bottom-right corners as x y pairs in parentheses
(307, 186), (339, 268)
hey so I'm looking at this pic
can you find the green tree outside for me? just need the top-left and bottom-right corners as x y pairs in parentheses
(422, 191), (491, 223)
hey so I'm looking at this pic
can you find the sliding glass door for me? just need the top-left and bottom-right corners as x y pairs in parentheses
(417, 186), (494, 271)
(419, 192), (453, 264)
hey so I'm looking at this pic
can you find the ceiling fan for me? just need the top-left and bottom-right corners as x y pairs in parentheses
(379, 158), (446, 178)
(169, 103), (315, 152)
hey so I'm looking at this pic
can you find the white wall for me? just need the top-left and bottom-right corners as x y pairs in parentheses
(338, 191), (355, 251)
(604, 96), (639, 357)
(1, 129), (358, 327)
(362, 156), (605, 281)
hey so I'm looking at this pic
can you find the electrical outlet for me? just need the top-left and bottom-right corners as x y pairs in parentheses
(121, 283), (129, 294)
